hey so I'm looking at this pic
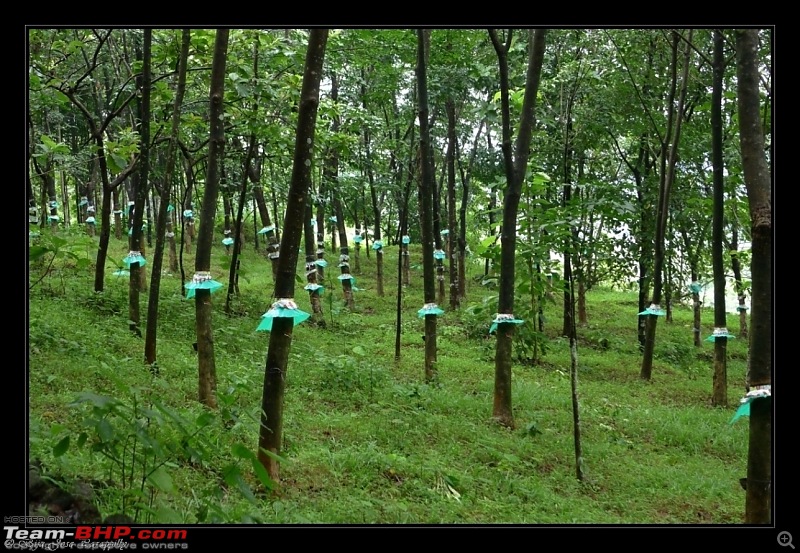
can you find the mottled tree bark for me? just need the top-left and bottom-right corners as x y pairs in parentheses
(489, 29), (547, 428)
(145, 29), (190, 366)
(194, 29), (230, 409)
(416, 30), (438, 383)
(710, 30), (728, 407)
(641, 31), (692, 380)
(736, 28), (772, 525)
(258, 29), (328, 484)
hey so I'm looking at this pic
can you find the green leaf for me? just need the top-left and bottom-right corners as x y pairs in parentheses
(251, 458), (277, 491)
(222, 464), (256, 503)
(196, 411), (215, 428)
(232, 443), (255, 460)
(148, 466), (174, 493)
(97, 419), (115, 442)
(29, 246), (52, 261)
(352, 345), (366, 357)
(53, 436), (70, 457)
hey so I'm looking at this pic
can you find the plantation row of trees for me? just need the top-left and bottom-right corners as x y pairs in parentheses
(27, 27), (772, 522)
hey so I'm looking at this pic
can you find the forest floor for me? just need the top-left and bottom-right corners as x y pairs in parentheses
(27, 227), (752, 525)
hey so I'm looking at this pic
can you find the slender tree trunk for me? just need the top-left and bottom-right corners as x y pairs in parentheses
(490, 28), (547, 428)
(446, 98), (460, 311)
(145, 29), (189, 367)
(736, 27), (772, 525)
(710, 30), (729, 407)
(258, 29), (327, 484)
(127, 31), (151, 337)
(303, 202), (324, 324)
(730, 225), (749, 339)
(641, 31), (691, 380)
(225, 144), (253, 314)
(194, 28), (230, 410)
(416, 29), (438, 383)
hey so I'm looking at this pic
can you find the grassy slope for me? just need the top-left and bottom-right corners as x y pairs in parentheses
(27, 228), (750, 524)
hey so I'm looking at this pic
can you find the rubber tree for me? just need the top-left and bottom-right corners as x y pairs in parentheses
(735, 27), (772, 525)
(416, 29), (440, 383)
(144, 29), (190, 367)
(709, 29), (730, 406)
(303, 201), (325, 324)
(128, 29), (152, 338)
(193, 28), (230, 409)
(489, 28), (547, 428)
(640, 30), (693, 380)
(258, 28), (328, 484)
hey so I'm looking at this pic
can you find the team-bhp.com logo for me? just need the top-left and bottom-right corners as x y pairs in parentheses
(4, 525), (188, 550)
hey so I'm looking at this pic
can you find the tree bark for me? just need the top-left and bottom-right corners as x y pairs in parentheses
(736, 27), (772, 525)
(710, 29), (728, 407)
(194, 28), (230, 410)
(145, 29), (190, 366)
(416, 29), (438, 383)
(258, 29), (328, 484)
(641, 30), (691, 380)
(490, 28), (547, 428)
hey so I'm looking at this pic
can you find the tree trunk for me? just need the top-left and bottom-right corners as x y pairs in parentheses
(128, 30), (152, 338)
(730, 225), (749, 340)
(416, 29), (439, 383)
(194, 28), (230, 410)
(490, 28), (547, 428)
(710, 29), (728, 407)
(145, 29), (189, 367)
(641, 31), (691, 380)
(446, 98), (460, 311)
(736, 27), (772, 525)
(258, 29), (327, 485)
(304, 202), (324, 324)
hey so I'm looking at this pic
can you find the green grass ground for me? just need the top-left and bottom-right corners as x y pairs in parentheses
(27, 227), (751, 524)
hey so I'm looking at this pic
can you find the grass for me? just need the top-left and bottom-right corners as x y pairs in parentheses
(27, 225), (752, 524)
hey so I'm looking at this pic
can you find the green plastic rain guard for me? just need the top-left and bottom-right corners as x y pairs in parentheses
(638, 304), (665, 316)
(79, 197), (88, 206)
(729, 385), (771, 424)
(338, 274), (355, 282)
(123, 251), (146, 268)
(258, 225), (275, 235)
(304, 283), (324, 295)
(86, 217), (96, 224)
(489, 313), (524, 334)
(128, 224), (147, 236)
(222, 237), (235, 246)
(310, 218), (317, 227)
(736, 305), (748, 312)
(402, 235), (410, 244)
(256, 299), (310, 332)
(113, 269), (130, 277)
(314, 259), (328, 268)
(184, 271), (223, 299)
(48, 215), (60, 221)
(705, 327), (735, 342)
(329, 216), (337, 223)
(688, 281), (703, 294)
(440, 229), (449, 235)
(433, 249), (446, 260)
(167, 204), (175, 212)
(353, 235), (363, 243)
(372, 240), (383, 251)
(183, 210), (194, 219)
(49, 201), (59, 208)
(418, 302), (444, 318)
